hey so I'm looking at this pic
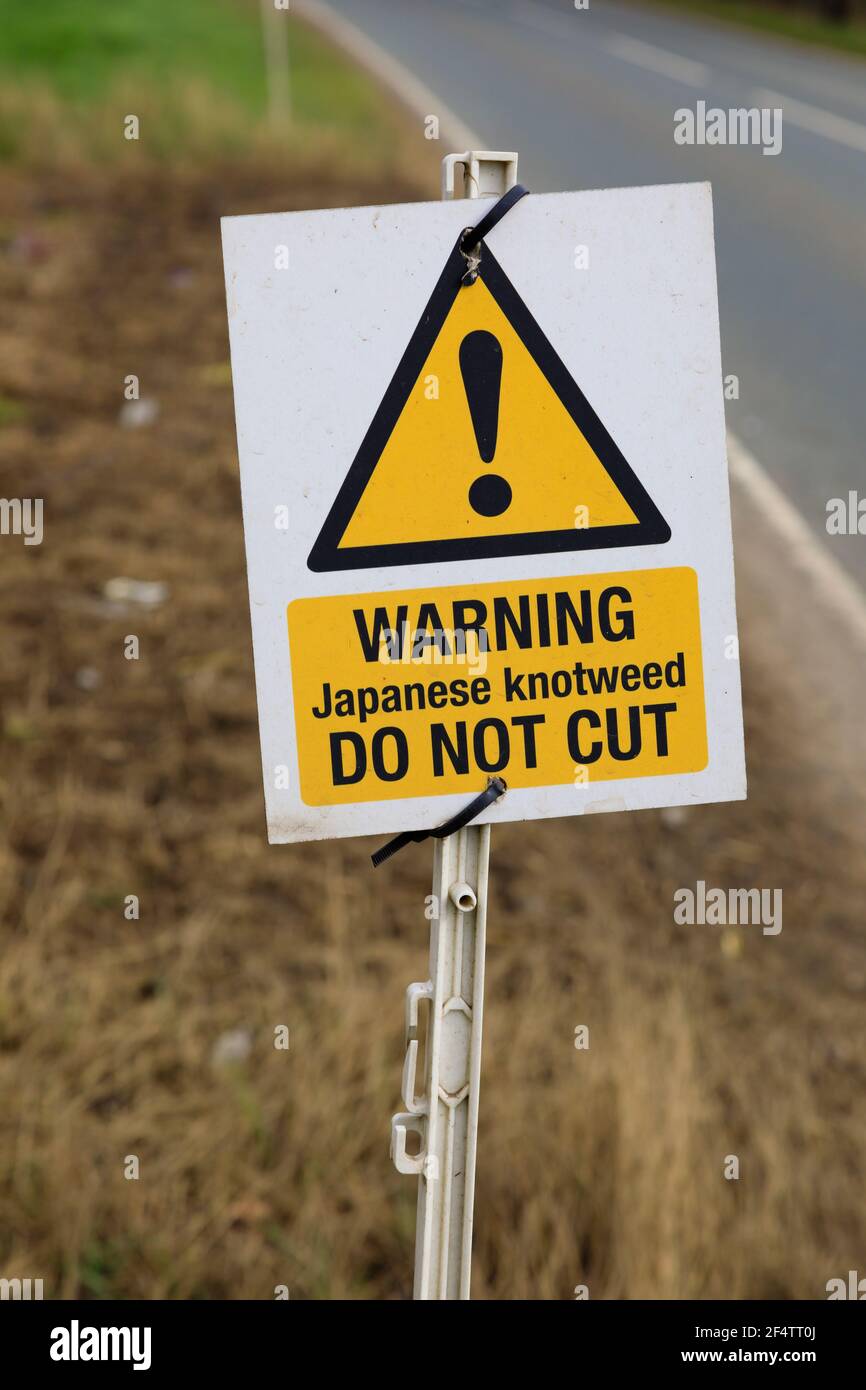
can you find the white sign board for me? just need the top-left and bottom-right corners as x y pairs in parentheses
(222, 182), (745, 844)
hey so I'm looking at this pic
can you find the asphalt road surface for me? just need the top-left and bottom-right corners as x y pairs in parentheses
(318, 0), (866, 588)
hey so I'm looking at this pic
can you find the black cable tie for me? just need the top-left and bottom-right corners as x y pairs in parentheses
(460, 184), (530, 255)
(371, 777), (507, 868)
(458, 183), (530, 286)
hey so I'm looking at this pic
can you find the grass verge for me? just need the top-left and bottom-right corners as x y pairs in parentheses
(644, 0), (866, 58)
(0, 0), (403, 163)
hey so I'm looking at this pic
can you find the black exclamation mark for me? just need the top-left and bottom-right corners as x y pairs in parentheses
(459, 330), (512, 517)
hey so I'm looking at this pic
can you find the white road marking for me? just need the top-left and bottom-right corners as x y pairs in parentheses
(601, 34), (710, 89)
(287, 1), (866, 644)
(292, 0), (484, 151)
(761, 62), (866, 117)
(755, 88), (866, 155)
(727, 434), (866, 650)
(508, 0), (590, 43)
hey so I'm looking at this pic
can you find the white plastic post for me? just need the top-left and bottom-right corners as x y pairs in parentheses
(390, 151), (519, 1301)
(259, 0), (291, 126)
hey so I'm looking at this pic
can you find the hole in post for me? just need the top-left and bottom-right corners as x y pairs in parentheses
(449, 881), (477, 913)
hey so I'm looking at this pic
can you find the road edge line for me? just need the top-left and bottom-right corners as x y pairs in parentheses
(292, 0), (485, 152)
(727, 433), (866, 648)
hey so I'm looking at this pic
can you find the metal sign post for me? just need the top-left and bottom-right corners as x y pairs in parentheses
(389, 150), (519, 1302)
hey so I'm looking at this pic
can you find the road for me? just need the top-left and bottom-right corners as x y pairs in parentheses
(314, 0), (866, 587)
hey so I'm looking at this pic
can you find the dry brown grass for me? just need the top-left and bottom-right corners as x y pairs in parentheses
(0, 76), (403, 174)
(0, 154), (864, 1300)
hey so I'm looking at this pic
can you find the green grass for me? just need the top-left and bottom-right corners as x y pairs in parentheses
(646, 0), (866, 58)
(0, 0), (268, 107)
(0, 0), (396, 156)
(0, 395), (26, 426)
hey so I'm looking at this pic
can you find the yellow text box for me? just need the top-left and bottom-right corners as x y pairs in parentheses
(287, 568), (707, 805)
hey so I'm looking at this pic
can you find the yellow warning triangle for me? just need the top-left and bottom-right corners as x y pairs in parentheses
(308, 239), (669, 571)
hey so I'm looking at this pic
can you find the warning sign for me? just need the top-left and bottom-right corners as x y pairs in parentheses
(288, 569), (706, 805)
(222, 181), (746, 843)
(308, 242), (670, 571)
